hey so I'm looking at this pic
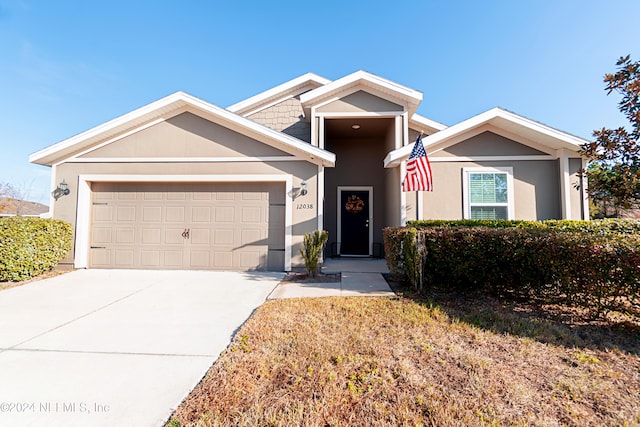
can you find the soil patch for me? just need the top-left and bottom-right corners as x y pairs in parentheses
(280, 271), (341, 283)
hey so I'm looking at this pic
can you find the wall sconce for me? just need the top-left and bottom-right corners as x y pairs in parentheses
(52, 179), (70, 201)
(300, 181), (307, 196)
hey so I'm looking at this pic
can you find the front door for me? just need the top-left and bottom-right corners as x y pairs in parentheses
(338, 187), (372, 256)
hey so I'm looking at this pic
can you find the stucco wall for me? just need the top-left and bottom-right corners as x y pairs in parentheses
(419, 160), (563, 220)
(81, 113), (293, 158)
(431, 131), (548, 157)
(317, 91), (403, 113)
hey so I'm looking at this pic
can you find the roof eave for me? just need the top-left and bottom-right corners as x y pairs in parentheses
(226, 73), (331, 115)
(299, 70), (423, 114)
(384, 107), (589, 168)
(30, 91), (336, 168)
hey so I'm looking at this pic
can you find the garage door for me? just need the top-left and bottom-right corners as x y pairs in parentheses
(89, 182), (285, 271)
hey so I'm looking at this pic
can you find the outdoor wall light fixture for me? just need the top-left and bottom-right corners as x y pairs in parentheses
(300, 181), (308, 196)
(52, 179), (70, 201)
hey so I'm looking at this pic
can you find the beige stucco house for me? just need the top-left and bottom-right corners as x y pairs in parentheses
(30, 71), (589, 271)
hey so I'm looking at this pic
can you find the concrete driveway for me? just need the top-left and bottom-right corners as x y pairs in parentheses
(0, 269), (283, 427)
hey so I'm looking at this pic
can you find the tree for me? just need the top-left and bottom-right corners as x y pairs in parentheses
(581, 55), (640, 215)
(0, 182), (19, 214)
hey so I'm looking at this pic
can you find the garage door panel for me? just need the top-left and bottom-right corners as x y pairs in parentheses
(116, 206), (136, 221)
(190, 228), (210, 244)
(214, 206), (234, 222)
(89, 182), (284, 271)
(191, 207), (211, 222)
(140, 250), (161, 267)
(166, 207), (186, 222)
(164, 228), (185, 245)
(115, 228), (135, 244)
(90, 248), (111, 266)
(114, 250), (135, 266)
(214, 251), (233, 268)
(142, 206), (162, 222)
(93, 205), (113, 221)
(91, 228), (112, 244)
(142, 228), (162, 244)
(241, 207), (262, 223)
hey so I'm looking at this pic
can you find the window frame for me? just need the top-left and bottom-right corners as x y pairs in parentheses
(462, 167), (515, 220)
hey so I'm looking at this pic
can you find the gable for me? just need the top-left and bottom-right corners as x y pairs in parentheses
(432, 131), (548, 158)
(317, 91), (404, 113)
(79, 112), (292, 159)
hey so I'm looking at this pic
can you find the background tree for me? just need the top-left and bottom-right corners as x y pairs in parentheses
(0, 182), (19, 214)
(581, 55), (640, 217)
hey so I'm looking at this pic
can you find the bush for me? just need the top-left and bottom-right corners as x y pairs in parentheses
(384, 220), (640, 317)
(300, 230), (328, 277)
(0, 217), (73, 282)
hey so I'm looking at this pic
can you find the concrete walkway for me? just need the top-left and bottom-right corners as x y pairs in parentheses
(0, 269), (283, 427)
(269, 257), (395, 299)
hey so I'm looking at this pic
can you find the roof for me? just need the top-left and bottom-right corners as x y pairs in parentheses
(0, 198), (49, 216)
(30, 91), (336, 167)
(299, 70), (423, 116)
(227, 73), (331, 116)
(384, 107), (589, 167)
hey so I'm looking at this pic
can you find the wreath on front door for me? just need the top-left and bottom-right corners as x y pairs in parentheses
(345, 195), (365, 214)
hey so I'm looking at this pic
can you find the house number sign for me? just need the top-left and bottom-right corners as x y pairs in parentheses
(296, 203), (314, 210)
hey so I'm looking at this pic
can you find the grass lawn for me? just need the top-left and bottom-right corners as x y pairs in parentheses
(168, 282), (640, 426)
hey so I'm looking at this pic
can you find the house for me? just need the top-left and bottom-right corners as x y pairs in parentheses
(0, 198), (49, 217)
(29, 71), (589, 272)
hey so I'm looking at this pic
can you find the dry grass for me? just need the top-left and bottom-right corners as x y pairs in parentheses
(169, 285), (640, 427)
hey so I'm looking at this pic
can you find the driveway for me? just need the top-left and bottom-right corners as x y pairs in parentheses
(0, 269), (283, 427)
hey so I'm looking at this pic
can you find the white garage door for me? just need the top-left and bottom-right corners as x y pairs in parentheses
(89, 182), (285, 271)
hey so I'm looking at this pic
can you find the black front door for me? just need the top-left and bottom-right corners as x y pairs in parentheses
(340, 190), (370, 255)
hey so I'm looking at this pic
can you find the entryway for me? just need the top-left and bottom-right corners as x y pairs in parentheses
(337, 186), (373, 256)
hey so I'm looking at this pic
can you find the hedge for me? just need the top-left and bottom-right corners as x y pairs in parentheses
(0, 217), (73, 282)
(384, 220), (640, 317)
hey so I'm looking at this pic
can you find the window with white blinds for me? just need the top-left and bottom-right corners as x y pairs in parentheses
(463, 168), (514, 220)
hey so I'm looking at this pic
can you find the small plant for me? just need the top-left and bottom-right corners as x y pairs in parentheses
(300, 230), (328, 277)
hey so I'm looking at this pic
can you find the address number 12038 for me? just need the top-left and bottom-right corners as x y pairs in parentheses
(296, 203), (314, 210)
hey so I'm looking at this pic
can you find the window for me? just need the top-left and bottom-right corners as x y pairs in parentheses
(463, 168), (514, 220)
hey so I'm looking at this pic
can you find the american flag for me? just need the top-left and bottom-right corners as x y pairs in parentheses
(402, 135), (433, 192)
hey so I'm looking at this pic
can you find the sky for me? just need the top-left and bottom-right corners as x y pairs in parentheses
(1, 0), (639, 205)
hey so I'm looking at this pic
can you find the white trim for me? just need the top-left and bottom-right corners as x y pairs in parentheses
(336, 186), (373, 256)
(30, 91), (336, 167)
(462, 167), (515, 220)
(66, 118), (166, 162)
(384, 107), (588, 168)
(311, 106), (317, 147)
(409, 113), (448, 132)
(315, 111), (404, 118)
(428, 155), (555, 162)
(318, 116), (325, 150)
(581, 158), (590, 220)
(237, 94), (303, 118)
(559, 151), (572, 219)
(49, 164), (58, 216)
(227, 73), (331, 114)
(74, 174), (293, 271)
(317, 165), (325, 233)
(299, 70), (422, 113)
(65, 156), (298, 163)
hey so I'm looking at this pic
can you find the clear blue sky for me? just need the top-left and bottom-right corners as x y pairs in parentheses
(1, 0), (639, 205)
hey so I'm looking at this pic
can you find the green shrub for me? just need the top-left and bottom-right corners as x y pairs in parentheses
(300, 230), (328, 277)
(385, 220), (640, 317)
(0, 217), (73, 282)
